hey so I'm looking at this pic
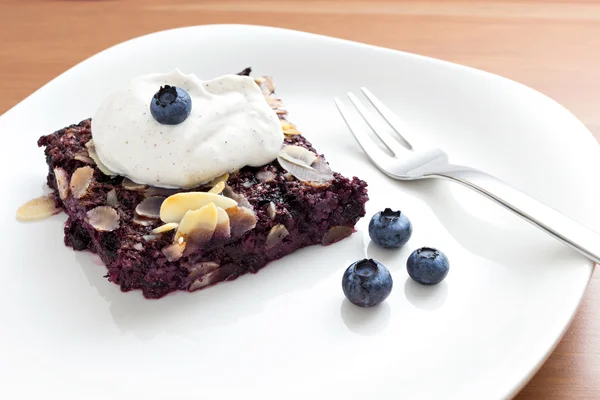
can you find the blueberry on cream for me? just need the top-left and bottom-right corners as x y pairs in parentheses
(150, 85), (192, 125)
(91, 69), (284, 189)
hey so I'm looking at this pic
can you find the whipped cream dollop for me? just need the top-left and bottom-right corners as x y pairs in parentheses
(91, 70), (284, 188)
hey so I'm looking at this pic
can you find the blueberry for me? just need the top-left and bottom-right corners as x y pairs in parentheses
(342, 259), (393, 307)
(150, 85), (192, 125)
(407, 247), (449, 285)
(368, 208), (412, 248)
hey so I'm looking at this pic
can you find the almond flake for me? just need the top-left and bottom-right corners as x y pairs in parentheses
(256, 76), (275, 95)
(226, 206), (257, 237)
(86, 206), (120, 232)
(70, 166), (94, 199)
(162, 241), (186, 262)
(278, 148), (334, 184)
(122, 178), (147, 191)
(187, 261), (220, 280)
(175, 203), (218, 249)
(133, 215), (155, 227)
(279, 145), (317, 168)
(266, 96), (283, 109)
(151, 222), (179, 234)
(135, 196), (166, 219)
(73, 153), (96, 165)
(208, 181), (225, 194)
(281, 120), (301, 135)
(223, 186), (253, 210)
(189, 270), (220, 291)
(266, 202), (277, 220)
(54, 168), (69, 200)
(214, 206), (231, 239)
(160, 192), (237, 223)
(16, 195), (61, 221)
(106, 189), (119, 208)
(266, 224), (289, 249)
(256, 170), (275, 183)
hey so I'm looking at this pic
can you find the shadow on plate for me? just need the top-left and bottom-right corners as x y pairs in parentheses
(397, 178), (561, 266)
(339, 298), (391, 336)
(74, 233), (365, 340)
(365, 240), (412, 273)
(403, 278), (448, 310)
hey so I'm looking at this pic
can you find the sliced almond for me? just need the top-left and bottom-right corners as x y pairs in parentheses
(143, 234), (159, 242)
(266, 202), (277, 220)
(223, 186), (253, 210)
(122, 177), (147, 191)
(70, 166), (94, 199)
(162, 240), (186, 262)
(175, 202), (218, 249)
(280, 121), (293, 129)
(266, 224), (289, 249)
(135, 196), (165, 219)
(257, 76), (275, 95)
(256, 170), (275, 183)
(278, 150), (334, 184)
(54, 168), (69, 200)
(86, 206), (120, 232)
(133, 243), (144, 251)
(266, 96), (283, 109)
(208, 181), (225, 194)
(226, 206), (257, 237)
(151, 222), (179, 234)
(85, 140), (116, 176)
(279, 145), (317, 168)
(106, 189), (119, 208)
(214, 206), (231, 240)
(322, 226), (354, 246)
(73, 153), (96, 165)
(189, 269), (220, 291)
(160, 192), (237, 223)
(133, 215), (155, 227)
(189, 263), (236, 291)
(16, 195), (61, 221)
(187, 261), (220, 280)
(281, 120), (301, 135)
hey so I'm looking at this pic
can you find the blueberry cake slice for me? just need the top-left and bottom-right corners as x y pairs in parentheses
(35, 69), (368, 299)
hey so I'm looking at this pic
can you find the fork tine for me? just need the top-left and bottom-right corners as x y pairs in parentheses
(334, 97), (392, 165)
(361, 87), (414, 150)
(347, 92), (406, 155)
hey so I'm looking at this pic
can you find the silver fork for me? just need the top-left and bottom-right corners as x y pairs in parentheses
(335, 87), (600, 264)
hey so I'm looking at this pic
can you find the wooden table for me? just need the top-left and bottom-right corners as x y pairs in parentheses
(1, 0), (598, 398)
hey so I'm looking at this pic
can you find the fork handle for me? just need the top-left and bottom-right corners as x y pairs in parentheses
(438, 167), (600, 265)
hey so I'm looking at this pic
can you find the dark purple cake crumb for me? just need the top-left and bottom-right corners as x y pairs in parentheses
(37, 75), (368, 299)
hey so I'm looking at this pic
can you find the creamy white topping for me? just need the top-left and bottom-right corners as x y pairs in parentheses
(91, 70), (283, 188)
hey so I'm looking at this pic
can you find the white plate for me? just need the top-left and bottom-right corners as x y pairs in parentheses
(1, 25), (599, 400)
